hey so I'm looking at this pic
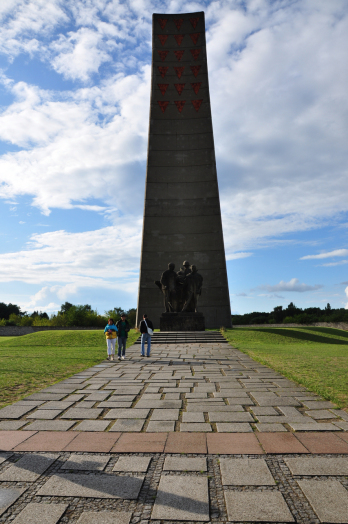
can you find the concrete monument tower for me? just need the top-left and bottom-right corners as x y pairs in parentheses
(137, 11), (231, 329)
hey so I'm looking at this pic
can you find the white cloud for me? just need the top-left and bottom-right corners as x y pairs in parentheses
(259, 278), (323, 293)
(322, 260), (348, 267)
(226, 252), (253, 260)
(301, 249), (348, 260)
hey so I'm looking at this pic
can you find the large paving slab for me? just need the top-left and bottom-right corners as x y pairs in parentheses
(12, 503), (68, 524)
(37, 473), (145, 499)
(61, 454), (110, 471)
(285, 457), (348, 476)
(0, 453), (57, 481)
(220, 458), (275, 485)
(76, 511), (132, 524)
(0, 487), (26, 517)
(224, 491), (295, 522)
(298, 480), (348, 523)
(151, 475), (209, 521)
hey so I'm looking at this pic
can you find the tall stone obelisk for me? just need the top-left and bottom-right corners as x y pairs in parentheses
(137, 11), (232, 329)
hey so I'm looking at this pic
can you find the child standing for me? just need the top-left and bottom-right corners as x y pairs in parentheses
(104, 318), (118, 361)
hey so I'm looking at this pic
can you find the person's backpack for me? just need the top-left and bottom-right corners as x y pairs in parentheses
(144, 319), (153, 336)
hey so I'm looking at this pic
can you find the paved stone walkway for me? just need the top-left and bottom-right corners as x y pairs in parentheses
(0, 336), (348, 522)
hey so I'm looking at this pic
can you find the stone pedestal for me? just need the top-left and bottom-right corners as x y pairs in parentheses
(160, 312), (205, 331)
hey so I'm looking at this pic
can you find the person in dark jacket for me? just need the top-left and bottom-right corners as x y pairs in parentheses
(116, 313), (130, 360)
(139, 313), (153, 357)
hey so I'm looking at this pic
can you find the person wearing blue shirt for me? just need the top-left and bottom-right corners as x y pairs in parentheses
(104, 318), (118, 361)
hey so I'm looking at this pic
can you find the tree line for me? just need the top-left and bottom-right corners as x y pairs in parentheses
(0, 302), (137, 328)
(232, 302), (348, 325)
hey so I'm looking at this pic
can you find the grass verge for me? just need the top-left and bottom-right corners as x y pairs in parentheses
(0, 329), (139, 408)
(223, 326), (348, 409)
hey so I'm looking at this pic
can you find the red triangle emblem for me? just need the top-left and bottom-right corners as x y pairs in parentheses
(191, 82), (202, 94)
(190, 33), (200, 45)
(174, 34), (184, 46)
(174, 18), (184, 30)
(191, 99), (203, 112)
(158, 84), (169, 95)
(158, 18), (167, 30)
(158, 66), (169, 78)
(158, 101), (169, 113)
(190, 17), (199, 29)
(174, 100), (186, 113)
(174, 83), (185, 95)
(174, 66), (185, 79)
(190, 65), (201, 77)
(174, 50), (184, 61)
(190, 49), (201, 61)
(158, 34), (168, 46)
(158, 50), (169, 61)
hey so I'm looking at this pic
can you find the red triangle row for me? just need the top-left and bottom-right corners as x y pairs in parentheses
(158, 83), (202, 95)
(158, 65), (201, 79)
(157, 49), (201, 61)
(157, 100), (203, 113)
(158, 17), (199, 30)
(158, 33), (200, 46)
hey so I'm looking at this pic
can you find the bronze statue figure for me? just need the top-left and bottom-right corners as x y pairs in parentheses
(155, 261), (203, 313)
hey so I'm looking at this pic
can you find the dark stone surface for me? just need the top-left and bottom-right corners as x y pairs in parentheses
(160, 312), (205, 331)
(137, 11), (232, 329)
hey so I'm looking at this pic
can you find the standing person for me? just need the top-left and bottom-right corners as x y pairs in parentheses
(139, 314), (154, 357)
(116, 312), (130, 360)
(104, 318), (118, 361)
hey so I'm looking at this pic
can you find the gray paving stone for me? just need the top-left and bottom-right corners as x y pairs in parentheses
(224, 491), (294, 522)
(298, 480), (348, 523)
(255, 423), (287, 432)
(76, 511), (132, 524)
(288, 422), (340, 431)
(39, 401), (75, 409)
(12, 503), (68, 524)
(330, 409), (348, 421)
(180, 423), (212, 432)
(226, 398), (255, 405)
(109, 419), (145, 431)
(73, 420), (110, 431)
(135, 400), (182, 409)
(65, 394), (85, 402)
(164, 392), (181, 399)
(25, 393), (67, 401)
(250, 407), (279, 416)
(216, 423), (253, 432)
(0, 421), (28, 430)
(107, 396), (137, 402)
(0, 454), (57, 482)
(152, 475), (209, 521)
(61, 408), (103, 419)
(147, 421), (175, 432)
(24, 420), (75, 431)
(38, 473), (144, 499)
(76, 401), (98, 409)
(14, 400), (45, 406)
(113, 457), (151, 472)
(0, 453), (12, 465)
(0, 488), (26, 517)
(305, 409), (338, 419)
(62, 454), (110, 471)
(285, 457), (348, 476)
(27, 409), (63, 419)
(83, 393), (110, 401)
(104, 408), (150, 419)
(303, 401), (337, 409)
(186, 393), (209, 398)
(98, 402), (133, 408)
(150, 409), (179, 420)
(182, 412), (205, 423)
(255, 398), (301, 406)
(163, 457), (207, 471)
(186, 404), (243, 412)
(209, 411), (253, 422)
(0, 405), (35, 419)
(220, 458), (275, 485)
(333, 420), (348, 430)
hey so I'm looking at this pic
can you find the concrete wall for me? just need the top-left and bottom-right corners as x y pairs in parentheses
(0, 326), (102, 336)
(137, 11), (232, 329)
(233, 323), (348, 331)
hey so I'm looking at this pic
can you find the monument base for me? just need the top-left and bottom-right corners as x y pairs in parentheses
(160, 312), (205, 331)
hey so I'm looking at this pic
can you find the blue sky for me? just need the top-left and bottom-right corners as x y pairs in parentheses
(0, 0), (348, 317)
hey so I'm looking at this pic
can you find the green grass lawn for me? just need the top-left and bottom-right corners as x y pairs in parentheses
(223, 327), (348, 409)
(0, 330), (139, 408)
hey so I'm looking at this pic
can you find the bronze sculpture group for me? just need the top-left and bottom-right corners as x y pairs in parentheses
(155, 261), (203, 313)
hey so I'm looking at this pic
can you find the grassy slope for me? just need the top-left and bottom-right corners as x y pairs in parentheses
(223, 327), (348, 409)
(0, 330), (139, 408)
